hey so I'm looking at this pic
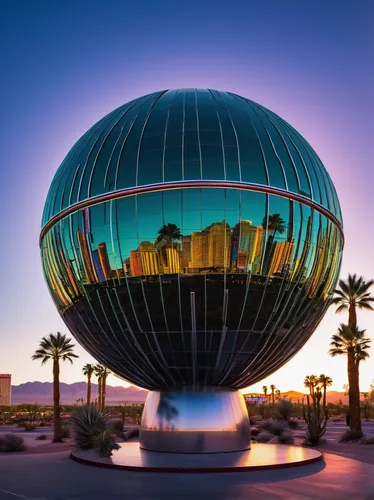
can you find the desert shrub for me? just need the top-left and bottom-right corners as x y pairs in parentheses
(0, 434), (27, 452)
(94, 428), (120, 457)
(61, 425), (70, 439)
(339, 429), (363, 442)
(275, 399), (294, 421)
(35, 434), (48, 441)
(111, 420), (124, 438)
(249, 415), (262, 425)
(260, 419), (289, 436)
(361, 435), (374, 445)
(258, 404), (270, 420)
(71, 406), (109, 450)
(288, 419), (300, 429)
(23, 422), (37, 432)
(277, 430), (294, 445)
(123, 428), (139, 441)
(250, 426), (260, 437)
(256, 431), (274, 443)
(302, 437), (327, 447)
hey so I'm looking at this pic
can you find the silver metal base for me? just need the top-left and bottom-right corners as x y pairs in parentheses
(139, 387), (251, 453)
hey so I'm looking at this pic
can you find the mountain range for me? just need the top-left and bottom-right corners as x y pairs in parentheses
(11, 382), (147, 404)
(10, 382), (350, 405)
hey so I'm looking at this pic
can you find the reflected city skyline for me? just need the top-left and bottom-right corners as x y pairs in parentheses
(40, 187), (342, 389)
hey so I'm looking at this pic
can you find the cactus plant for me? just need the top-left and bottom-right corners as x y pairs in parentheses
(303, 388), (328, 445)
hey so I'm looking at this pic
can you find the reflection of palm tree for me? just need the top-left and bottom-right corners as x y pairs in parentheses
(157, 393), (178, 429)
(262, 214), (286, 274)
(157, 223), (182, 242)
(156, 224), (183, 271)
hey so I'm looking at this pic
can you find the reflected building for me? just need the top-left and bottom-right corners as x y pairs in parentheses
(180, 236), (192, 271)
(97, 243), (112, 280)
(40, 89), (343, 453)
(232, 220), (262, 272)
(130, 250), (143, 276)
(76, 230), (97, 284)
(139, 241), (159, 275)
(208, 221), (231, 269)
(269, 241), (294, 276)
(191, 230), (210, 269)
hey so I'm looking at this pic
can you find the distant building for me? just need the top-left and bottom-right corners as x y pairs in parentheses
(0, 374), (11, 406)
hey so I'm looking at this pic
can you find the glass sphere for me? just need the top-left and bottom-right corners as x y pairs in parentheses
(41, 89), (343, 389)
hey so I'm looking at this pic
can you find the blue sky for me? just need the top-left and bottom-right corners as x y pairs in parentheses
(0, 0), (373, 391)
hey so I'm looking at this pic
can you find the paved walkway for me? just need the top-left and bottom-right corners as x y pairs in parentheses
(0, 448), (374, 499)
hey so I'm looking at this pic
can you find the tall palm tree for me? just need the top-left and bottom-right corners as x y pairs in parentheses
(331, 274), (374, 327)
(32, 332), (78, 442)
(101, 366), (111, 410)
(304, 374), (319, 398)
(270, 384), (276, 406)
(94, 364), (104, 410)
(329, 323), (371, 436)
(82, 363), (94, 405)
(94, 364), (111, 410)
(318, 374), (333, 410)
(275, 389), (281, 400)
(262, 385), (268, 403)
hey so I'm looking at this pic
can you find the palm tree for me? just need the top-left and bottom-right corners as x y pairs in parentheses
(94, 364), (104, 410)
(304, 374), (319, 398)
(270, 384), (276, 406)
(262, 214), (286, 274)
(82, 364), (94, 405)
(275, 389), (281, 400)
(331, 274), (374, 327)
(318, 374), (333, 410)
(94, 364), (111, 410)
(329, 323), (371, 436)
(262, 385), (268, 403)
(101, 366), (111, 410)
(32, 332), (78, 442)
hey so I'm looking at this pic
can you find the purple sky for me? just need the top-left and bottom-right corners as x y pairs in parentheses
(1, 0), (373, 393)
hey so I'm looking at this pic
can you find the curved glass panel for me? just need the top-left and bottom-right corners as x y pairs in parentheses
(42, 89), (342, 226)
(41, 188), (343, 389)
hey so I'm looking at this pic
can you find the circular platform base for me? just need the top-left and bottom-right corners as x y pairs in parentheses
(71, 442), (322, 473)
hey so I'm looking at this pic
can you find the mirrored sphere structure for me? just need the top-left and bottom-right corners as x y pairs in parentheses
(41, 89), (343, 452)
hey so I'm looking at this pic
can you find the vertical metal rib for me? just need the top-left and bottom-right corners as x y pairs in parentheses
(190, 291), (197, 387)
(194, 89), (203, 179)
